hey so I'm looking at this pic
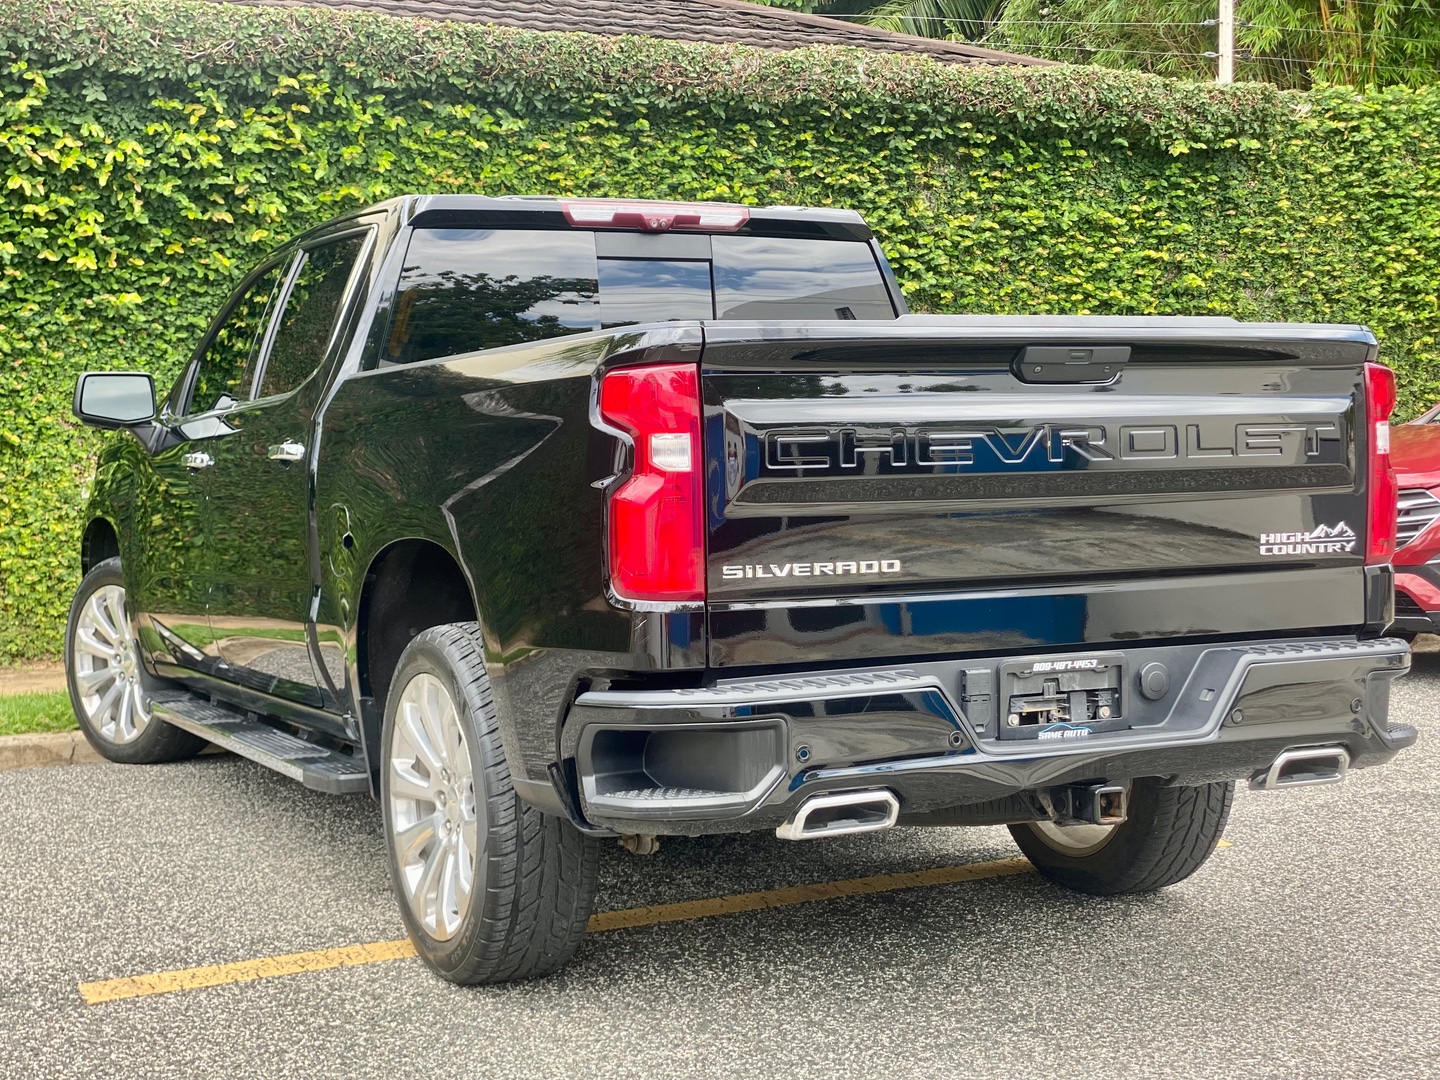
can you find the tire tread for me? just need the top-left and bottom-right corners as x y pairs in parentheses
(1010, 777), (1233, 896)
(383, 623), (599, 985)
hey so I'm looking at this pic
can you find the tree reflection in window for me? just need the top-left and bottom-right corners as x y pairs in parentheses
(386, 270), (599, 364)
(258, 234), (367, 398)
(188, 261), (285, 414)
(383, 228), (601, 366)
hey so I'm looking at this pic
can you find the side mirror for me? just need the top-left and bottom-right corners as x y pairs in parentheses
(73, 372), (157, 430)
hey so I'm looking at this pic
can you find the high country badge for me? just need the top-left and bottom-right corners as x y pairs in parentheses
(1259, 523), (1357, 556)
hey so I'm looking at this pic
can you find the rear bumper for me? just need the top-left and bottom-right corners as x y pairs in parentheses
(556, 636), (1414, 836)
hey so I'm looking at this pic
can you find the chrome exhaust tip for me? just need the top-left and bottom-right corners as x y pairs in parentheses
(776, 789), (900, 841)
(1250, 746), (1350, 791)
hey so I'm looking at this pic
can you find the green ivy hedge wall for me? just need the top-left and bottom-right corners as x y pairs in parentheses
(1, 0), (1437, 659)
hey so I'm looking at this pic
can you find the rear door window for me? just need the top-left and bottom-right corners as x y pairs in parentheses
(712, 235), (895, 321)
(256, 233), (368, 399)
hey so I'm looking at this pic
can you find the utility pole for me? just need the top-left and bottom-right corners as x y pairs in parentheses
(1217, 0), (1235, 84)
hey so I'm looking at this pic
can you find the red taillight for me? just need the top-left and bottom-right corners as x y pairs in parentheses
(598, 363), (705, 603)
(1365, 361), (1398, 564)
(562, 199), (749, 233)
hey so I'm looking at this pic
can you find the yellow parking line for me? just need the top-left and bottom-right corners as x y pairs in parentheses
(78, 855), (1033, 1005)
(78, 940), (418, 1005)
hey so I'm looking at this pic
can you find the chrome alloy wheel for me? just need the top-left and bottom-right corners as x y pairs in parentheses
(1028, 820), (1118, 857)
(388, 673), (479, 942)
(71, 584), (151, 745)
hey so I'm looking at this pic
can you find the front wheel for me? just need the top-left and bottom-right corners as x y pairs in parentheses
(65, 557), (205, 765)
(381, 624), (600, 984)
(1009, 777), (1233, 896)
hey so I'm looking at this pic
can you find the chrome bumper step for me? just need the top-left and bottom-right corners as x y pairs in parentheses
(152, 694), (369, 795)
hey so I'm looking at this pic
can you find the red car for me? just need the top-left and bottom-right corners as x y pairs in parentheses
(1390, 402), (1440, 637)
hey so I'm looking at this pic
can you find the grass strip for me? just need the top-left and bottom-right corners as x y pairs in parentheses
(0, 691), (77, 737)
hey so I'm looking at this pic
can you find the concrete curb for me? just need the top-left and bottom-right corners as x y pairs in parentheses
(0, 730), (232, 771)
(0, 730), (101, 771)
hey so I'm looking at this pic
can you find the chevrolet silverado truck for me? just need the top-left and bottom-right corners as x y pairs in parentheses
(69, 195), (1416, 984)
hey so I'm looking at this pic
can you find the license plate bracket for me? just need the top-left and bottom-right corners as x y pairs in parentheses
(997, 653), (1128, 742)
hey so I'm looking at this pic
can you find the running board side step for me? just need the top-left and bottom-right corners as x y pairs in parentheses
(151, 694), (369, 795)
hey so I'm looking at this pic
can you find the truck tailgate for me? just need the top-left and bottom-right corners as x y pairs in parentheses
(701, 317), (1378, 668)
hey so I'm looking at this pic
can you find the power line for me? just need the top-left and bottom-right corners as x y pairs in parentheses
(1004, 41), (1436, 75)
(999, 21), (1439, 41)
(994, 21), (1212, 29)
(993, 23), (1440, 51)
(814, 11), (1440, 49)
(1006, 42), (1243, 59)
(818, 0), (1434, 11)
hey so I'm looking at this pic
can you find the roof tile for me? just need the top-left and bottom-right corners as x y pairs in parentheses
(220, 0), (1051, 66)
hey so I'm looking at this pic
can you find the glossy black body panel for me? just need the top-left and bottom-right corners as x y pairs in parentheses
(707, 567), (1367, 667)
(205, 394), (326, 705)
(123, 418), (225, 676)
(316, 326), (709, 786)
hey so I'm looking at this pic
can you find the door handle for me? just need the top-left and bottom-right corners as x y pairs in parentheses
(267, 440), (306, 463)
(183, 452), (214, 471)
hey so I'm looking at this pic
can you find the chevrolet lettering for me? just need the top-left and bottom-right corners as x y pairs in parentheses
(765, 420), (1346, 473)
(67, 195), (1414, 987)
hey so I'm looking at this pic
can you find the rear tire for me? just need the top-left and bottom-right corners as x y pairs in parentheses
(381, 624), (600, 984)
(1009, 777), (1233, 896)
(65, 558), (205, 765)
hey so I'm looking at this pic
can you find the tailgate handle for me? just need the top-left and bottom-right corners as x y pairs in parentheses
(1017, 345), (1130, 384)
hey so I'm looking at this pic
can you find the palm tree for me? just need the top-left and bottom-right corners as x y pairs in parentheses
(751, 0), (1440, 86)
(751, 1), (1006, 42)
(989, 0), (1440, 88)
(850, 0), (1007, 42)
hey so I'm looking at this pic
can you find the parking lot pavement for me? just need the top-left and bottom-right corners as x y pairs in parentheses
(1, 662), (1437, 1080)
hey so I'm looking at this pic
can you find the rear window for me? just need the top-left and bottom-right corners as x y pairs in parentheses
(712, 235), (895, 321)
(597, 258), (713, 325)
(380, 227), (893, 366)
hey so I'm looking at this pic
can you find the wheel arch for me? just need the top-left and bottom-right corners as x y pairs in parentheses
(81, 516), (121, 574)
(356, 536), (481, 729)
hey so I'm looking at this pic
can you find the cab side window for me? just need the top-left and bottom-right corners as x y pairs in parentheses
(381, 228), (600, 366)
(256, 235), (367, 399)
(186, 261), (286, 415)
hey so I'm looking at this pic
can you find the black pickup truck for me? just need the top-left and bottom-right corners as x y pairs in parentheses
(69, 195), (1415, 984)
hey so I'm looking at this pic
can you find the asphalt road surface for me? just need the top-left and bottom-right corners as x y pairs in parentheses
(2, 657), (1438, 1079)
